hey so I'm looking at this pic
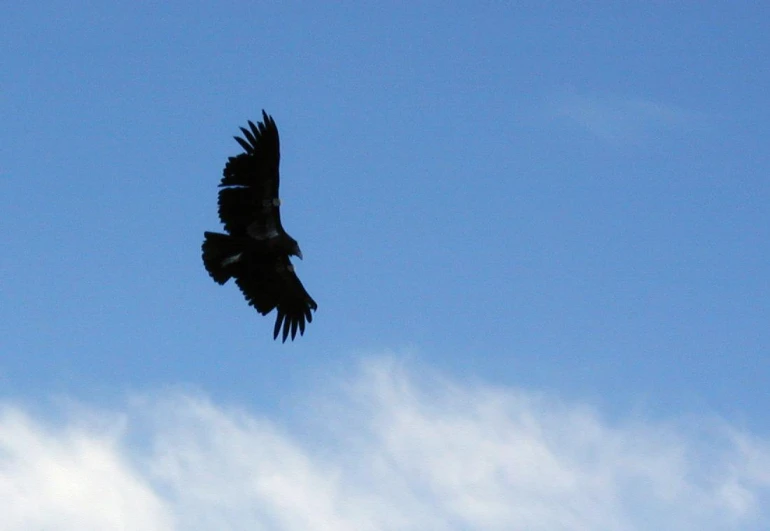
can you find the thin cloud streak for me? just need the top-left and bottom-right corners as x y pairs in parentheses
(547, 92), (707, 143)
(1, 357), (768, 530)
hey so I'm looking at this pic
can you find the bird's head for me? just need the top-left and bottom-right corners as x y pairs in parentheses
(287, 236), (303, 260)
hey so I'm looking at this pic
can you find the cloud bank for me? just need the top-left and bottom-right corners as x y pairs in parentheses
(1, 358), (769, 530)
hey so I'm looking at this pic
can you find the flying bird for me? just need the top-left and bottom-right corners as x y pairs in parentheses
(202, 111), (317, 341)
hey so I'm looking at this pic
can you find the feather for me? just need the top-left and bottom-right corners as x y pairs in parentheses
(234, 136), (252, 153)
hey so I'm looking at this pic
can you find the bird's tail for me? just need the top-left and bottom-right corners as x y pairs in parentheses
(202, 232), (244, 285)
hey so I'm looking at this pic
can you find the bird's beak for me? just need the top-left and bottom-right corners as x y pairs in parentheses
(296, 250), (303, 260)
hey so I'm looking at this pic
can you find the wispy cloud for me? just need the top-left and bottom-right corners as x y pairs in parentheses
(1, 357), (769, 530)
(0, 404), (172, 530)
(547, 92), (706, 143)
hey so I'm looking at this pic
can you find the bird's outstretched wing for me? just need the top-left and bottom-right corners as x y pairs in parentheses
(233, 250), (317, 342)
(218, 110), (283, 238)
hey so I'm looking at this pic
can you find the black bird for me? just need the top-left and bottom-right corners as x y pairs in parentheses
(202, 111), (317, 341)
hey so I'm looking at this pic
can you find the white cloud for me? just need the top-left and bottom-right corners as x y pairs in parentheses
(0, 403), (173, 530)
(1, 357), (769, 530)
(547, 92), (706, 142)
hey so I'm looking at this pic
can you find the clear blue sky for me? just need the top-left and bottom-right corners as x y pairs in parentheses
(2, 3), (769, 529)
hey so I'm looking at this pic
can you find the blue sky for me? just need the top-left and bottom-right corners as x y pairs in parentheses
(2, 3), (769, 529)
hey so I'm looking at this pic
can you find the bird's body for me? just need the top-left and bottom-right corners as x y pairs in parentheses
(202, 111), (317, 341)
